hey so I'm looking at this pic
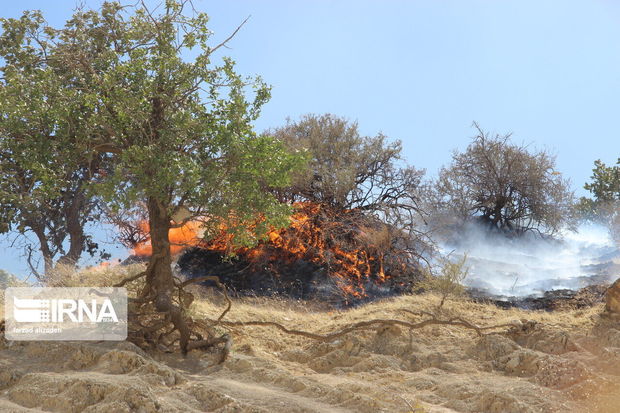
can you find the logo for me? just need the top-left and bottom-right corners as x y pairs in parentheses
(4, 287), (127, 341)
(13, 297), (50, 323)
(13, 297), (119, 323)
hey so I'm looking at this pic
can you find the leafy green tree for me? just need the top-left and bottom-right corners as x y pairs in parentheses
(0, 11), (109, 277)
(579, 159), (620, 243)
(51, 1), (301, 353)
(578, 159), (620, 217)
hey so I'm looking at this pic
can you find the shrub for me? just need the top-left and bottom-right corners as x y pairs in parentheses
(419, 254), (469, 309)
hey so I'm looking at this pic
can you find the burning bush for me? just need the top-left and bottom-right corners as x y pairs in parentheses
(125, 201), (425, 306)
(174, 202), (423, 306)
(115, 200), (430, 306)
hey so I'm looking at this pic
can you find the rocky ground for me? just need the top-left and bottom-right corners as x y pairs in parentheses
(1, 292), (620, 412)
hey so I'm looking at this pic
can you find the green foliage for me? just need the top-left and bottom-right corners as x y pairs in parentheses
(578, 159), (620, 218)
(0, 1), (303, 262)
(584, 159), (620, 202)
(72, 1), (304, 246)
(578, 158), (620, 244)
(419, 254), (469, 309)
(0, 9), (107, 274)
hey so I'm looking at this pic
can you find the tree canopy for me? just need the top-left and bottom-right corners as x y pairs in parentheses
(579, 159), (620, 217)
(433, 124), (575, 236)
(579, 158), (620, 243)
(268, 114), (425, 213)
(0, 10), (109, 276)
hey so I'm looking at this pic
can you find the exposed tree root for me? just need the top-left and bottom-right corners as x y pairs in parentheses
(207, 313), (515, 342)
(179, 275), (232, 322)
(114, 270), (147, 287)
(201, 303), (516, 346)
(120, 268), (233, 360)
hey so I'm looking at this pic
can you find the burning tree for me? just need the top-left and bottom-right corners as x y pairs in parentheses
(269, 114), (431, 264)
(33, 1), (303, 354)
(171, 115), (430, 304)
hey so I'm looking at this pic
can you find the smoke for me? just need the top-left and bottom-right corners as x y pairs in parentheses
(442, 223), (620, 297)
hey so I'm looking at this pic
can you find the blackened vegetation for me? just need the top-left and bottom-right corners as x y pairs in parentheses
(469, 285), (608, 311)
(178, 203), (424, 306)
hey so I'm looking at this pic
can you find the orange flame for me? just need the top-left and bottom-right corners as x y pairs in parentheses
(128, 202), (391, 300)
(132, 221), (203, 256)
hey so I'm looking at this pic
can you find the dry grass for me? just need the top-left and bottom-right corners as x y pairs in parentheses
(0, 264), (147, 319)
(191, 290), (603, 346)
(0, 270), (31, 320)
(2, 262), (602, 336)
(187, 291), (607, 412)
(45, 263), (146, 289)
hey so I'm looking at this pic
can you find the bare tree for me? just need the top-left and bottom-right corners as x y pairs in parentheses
(433, 123), (575, 236)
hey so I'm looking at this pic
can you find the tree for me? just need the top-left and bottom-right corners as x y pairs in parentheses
(578, 158), (620, 243)
(0, 10), (109, 277)
(434, 123), (575, 236)
(269, 114), (424, 212)
(52, 1), (302, 353)
(268, 113), (431, 262)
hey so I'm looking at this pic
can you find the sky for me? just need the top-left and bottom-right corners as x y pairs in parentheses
(1, 0), (620, 277)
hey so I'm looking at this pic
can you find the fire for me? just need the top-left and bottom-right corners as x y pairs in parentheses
(132, 221), (204, 256)
(129, 202), (395, 301)
(200, 202), (391, 301)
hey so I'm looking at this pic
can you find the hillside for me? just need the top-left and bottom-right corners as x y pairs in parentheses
(2, 291), (619, 412)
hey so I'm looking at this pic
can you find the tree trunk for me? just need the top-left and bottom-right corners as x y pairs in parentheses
(144, 196), (191, 354)
(146, 196), (174, 310)
(57, 190), (86, 268)
(32, 227), (54, 277)
(491, 200), (505, 229)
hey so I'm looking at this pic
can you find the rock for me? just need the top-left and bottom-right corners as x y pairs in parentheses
(605, 278), (620, 314)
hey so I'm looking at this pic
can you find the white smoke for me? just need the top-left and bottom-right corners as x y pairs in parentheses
(442, 223), (619, 297)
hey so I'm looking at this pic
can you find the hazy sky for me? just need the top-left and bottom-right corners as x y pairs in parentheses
(1, 0), (620, 276)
